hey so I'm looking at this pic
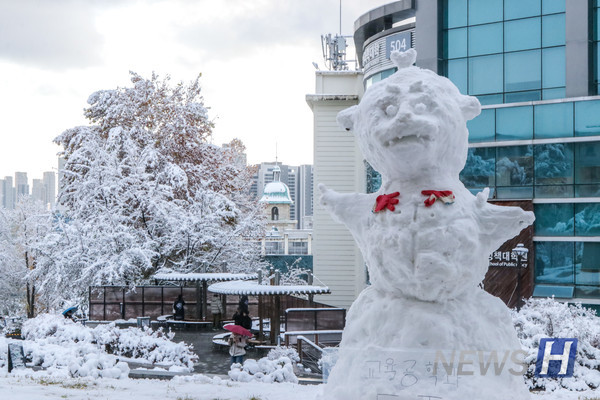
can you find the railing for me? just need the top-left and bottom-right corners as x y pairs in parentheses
(284, 330), (343, 374)
(89, 285), (336, 323)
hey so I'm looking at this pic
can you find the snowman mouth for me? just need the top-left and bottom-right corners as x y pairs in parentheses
(383, 134), (430, 148)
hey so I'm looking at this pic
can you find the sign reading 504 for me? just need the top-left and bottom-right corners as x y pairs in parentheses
(385, 31), (412, 59)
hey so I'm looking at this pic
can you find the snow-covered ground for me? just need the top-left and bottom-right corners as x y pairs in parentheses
(0, 372), (319, 400)
(0, 370), (598, 400)
(1, 307), (598, 399)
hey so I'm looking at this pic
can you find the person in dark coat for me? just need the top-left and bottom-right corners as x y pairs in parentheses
(240, 310), (252, 330)
(232, 307), (243, 326)
(173, 294), (185, 320)
(238, 295), (249, 314)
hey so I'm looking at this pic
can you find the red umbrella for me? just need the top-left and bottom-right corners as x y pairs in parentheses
(224, 323), (252, 337)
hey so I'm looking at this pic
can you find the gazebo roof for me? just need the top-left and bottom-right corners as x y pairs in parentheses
(153, 272), (257, 282)
(208, 280), (331, 296)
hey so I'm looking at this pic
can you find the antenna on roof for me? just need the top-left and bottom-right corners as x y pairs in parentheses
(339, 0), (342, 35)
(275, 142), (278, 164)
(321, 34), (348, 71)
(320, 1), (357, 71)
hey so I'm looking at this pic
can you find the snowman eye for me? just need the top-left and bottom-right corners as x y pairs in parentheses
(414, 103), (426, 114)
(385, 105), (398, 117)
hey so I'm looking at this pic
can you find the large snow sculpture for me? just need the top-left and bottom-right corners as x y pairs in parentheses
(319, 49), (534, 400)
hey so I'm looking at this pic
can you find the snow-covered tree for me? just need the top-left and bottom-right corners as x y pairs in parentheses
(33, 72), (265, 305)
(0, 197), (52, 317)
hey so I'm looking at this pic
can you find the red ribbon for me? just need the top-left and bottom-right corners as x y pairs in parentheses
(374, 192), (400, 212)
(421, 190), (455, 207)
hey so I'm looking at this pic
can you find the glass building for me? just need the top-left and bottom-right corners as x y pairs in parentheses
(351, 0), (600, 307)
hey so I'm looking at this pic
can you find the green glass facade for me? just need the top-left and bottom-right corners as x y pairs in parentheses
(442, 0), (566, 104)
(595, 0), (600, 94)
(443, 0), (600, 300)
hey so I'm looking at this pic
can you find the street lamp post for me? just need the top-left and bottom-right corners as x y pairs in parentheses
(512, 243), (529, 312)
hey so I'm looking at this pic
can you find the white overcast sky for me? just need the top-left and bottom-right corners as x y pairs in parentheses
(0, 0), (390, 182)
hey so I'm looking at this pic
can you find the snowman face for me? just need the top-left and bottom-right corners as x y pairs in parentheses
(338, 67), (480, 180)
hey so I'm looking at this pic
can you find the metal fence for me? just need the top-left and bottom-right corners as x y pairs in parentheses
(89, 286), (336, 322)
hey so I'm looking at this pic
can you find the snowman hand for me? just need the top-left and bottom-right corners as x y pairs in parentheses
(318, 183), (335, 207)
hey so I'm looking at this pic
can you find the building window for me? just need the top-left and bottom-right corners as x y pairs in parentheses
(289, 241), (308, 255)
(534, 143), (574, 186)
(461, 147), (495, 188)
(265, 241), (284, 255)
(271, 207), (279, 221)
(441, 0), (566, 104)
(575, 100), (600, 136)
(534, 241), (600, 298)
(534, 102), (573, 139)
(366, 162), (382, 194)
(594, 2), (600, 94)
(497, 106), (533, 141)
(535, 241), (575, 285)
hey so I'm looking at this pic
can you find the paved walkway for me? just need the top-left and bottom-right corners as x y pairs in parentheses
(172, 329), (270, 376)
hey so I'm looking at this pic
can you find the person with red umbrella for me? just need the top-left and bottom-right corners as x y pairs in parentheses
(225, 324), (251, 365)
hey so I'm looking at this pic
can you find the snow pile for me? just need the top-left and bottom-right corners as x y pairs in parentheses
(5, 314), (197, 378)
(228, 347), (299, 383)
(266, 346), (300, 363)
(512, 298), (600, 391)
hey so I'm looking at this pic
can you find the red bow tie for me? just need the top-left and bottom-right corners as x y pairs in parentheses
(421, 190), (455, 207)
(373, 190), (455, 212)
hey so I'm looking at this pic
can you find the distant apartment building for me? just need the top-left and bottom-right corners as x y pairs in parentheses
(32, 179), (45, 204)
(297, 164), (314, 229)
(43, 171), (56, 209)
(58, 157), (66, 193)
(1, 176), (15, 209)
(14, 172), (29, 198)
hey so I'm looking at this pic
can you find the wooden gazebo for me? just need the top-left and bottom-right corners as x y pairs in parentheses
(153, 272), (257, 320)
(208, 279), (330, 343)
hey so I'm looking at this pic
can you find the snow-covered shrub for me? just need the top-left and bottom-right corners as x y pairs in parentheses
(229, 353), (298, 384)
(267, 346), (300, 363)
(15, 314), (197, 377)
(22, 313), (94, 343)
(512, 298), (600, 391)
(92, 323), (196, 368)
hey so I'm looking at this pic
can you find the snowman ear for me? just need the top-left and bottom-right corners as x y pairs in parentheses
(460, 94), (481, 121)
(337, 105), (358, 131)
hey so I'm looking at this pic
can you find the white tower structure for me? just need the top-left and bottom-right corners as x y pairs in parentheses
(307, 69), (365, 309)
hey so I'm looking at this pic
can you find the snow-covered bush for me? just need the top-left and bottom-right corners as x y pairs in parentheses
(13, 314), (197, 378)
(228, 350), (298, 384)
(92, 323), (196, 368)
(267, 346), (300, 363)
(512, 298), (600, 391)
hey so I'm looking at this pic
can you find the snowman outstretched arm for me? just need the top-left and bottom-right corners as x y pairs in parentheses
(475, 188), (535, 250)
(318, 183), (371, 228)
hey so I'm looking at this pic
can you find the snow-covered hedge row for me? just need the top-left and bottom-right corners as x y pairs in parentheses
(228, 347), (299, 383)
(512, 298), (600, 391)
(1, 314), (198, 378)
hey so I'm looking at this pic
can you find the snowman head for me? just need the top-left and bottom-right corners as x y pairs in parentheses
(337, 49), (480, 181)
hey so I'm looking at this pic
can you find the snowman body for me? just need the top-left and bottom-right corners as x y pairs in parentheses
(319, 49), (534, 400)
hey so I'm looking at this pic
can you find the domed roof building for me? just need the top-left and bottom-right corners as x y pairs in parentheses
(260, 166), (297, 232)
(260, 167), (293, 205)
(256, 164), (312, 272)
